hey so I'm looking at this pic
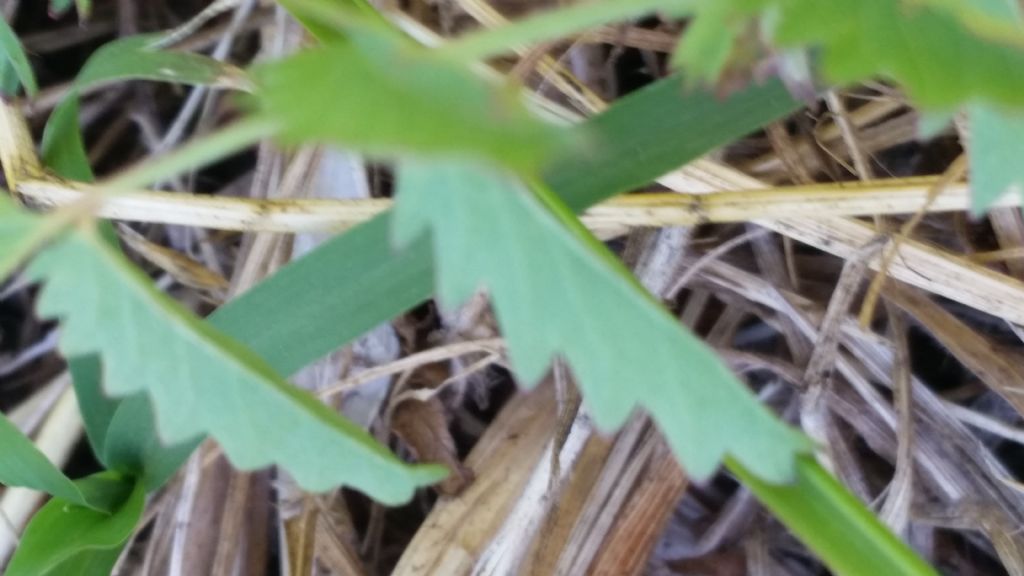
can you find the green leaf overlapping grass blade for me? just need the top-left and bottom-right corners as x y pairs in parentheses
(23, 222), (445, 503)
(242, 70), (931, 572)
(392, 159), (810, 482)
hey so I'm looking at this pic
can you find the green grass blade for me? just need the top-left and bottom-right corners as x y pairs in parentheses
(0, 13), (37, 95)
(42, 33), (252, 182)
(0, 411), (116, 511)
(220, 75), (795, 377)
(5, 473), (142, 576)
(211, 213), (435, 376)
(547, 76), (800, 211)
(73, 34), (249, 90)
(101, 394), (198, 491)
(734, 457), (937, 575)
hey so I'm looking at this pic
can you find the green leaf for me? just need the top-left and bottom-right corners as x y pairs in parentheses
(48, 0), (91, 19)
(734, 457), (938, 575)
(5, 473), (142, 576)
(26, 225), (445, 503)
(215, 74), (802, 375)
(956, 0), (1024, 213)
(102, 395), (199, 491)
(435, 0), (693, 61)
(73, 35), (248, 90)
(36, 37), (260, 494)
(69, 357), (196, 492)
(917, 109), (955, 140)
(677, 0), (1024, 109)
(0, 410), (118, 511)
(968, 103), (1024, 213)
(222, 75), (929, 573)
(0, 194), (49, 278)
(41, 97), (91, 181)
(670, 4), (741, 85)
(48, 0), (74, 15)
(0, 14), (37, 95)
(392, 159), (810, 482)
(68, 356), (118, 461)
(547, 78), (800, 212)
(212, 213), (435, 376)
(254, 35), (569, 171)
(42, 33), (252, 183)
(221, 75), (800, 376)
(275, 0), (397, 43)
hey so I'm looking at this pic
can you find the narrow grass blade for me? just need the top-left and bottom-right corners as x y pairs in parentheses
(733, 457), (937, 575)
(0, 14), (36, 95)
(5, 473), (142, 576)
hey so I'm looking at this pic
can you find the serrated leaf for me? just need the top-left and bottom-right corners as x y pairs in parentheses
(224, 75), (929, 574)
(254, 35), (569, 171)
(5, 473), (141, 576)
(0, 14), (37, 95)
(25, 224), (446, 503)
(392, 159), (811, 482)
(677, 0), (1024, 109)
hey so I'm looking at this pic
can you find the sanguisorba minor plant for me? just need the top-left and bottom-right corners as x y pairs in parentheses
(1, 0), (1023, 573)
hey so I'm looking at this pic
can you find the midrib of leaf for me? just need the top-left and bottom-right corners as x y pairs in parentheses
(26, 225), (445, 502)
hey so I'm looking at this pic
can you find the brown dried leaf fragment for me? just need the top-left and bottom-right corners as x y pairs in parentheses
(391, 396), (474, 496)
